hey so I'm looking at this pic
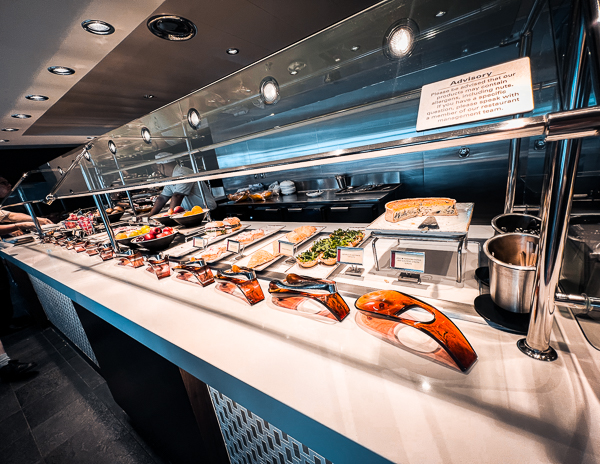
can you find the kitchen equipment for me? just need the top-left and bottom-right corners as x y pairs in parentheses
(491, 213), (541, 235)
(334, 175), (348, 189)
(484, 233), (538, 313)
(215, 265), (265, 305)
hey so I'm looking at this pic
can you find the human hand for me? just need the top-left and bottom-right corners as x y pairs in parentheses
(38, 217), (54, 225)
(18, 222), (36, 231)
(11, 229), (25, 237)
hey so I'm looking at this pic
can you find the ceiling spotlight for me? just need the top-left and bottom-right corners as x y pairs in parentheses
(350, 45), (361, 51)
(147, 15), (197, 41)
(144, 94), (155, 99)
(87, 136), (94, 140)
(383, 19), (418, 60)
(26, 94), (49, 101)
(141, 127), (152, 143)
(108, 140), (117, 154)
(0, 139), (9, 143)
(187, 108), (201, 129)
(1, 128), (18, 132)
(11, 114), (31, 119)
(82, 19), (115, 35)
(436, 11), (447, 17)
(226, 48), (239, 55)
(83, 151), (91, 161)
(58, 167), (64, 176)
(48, 66), (75, 75)
(260, 77), (280, 105)
(287, 61), (306, 75)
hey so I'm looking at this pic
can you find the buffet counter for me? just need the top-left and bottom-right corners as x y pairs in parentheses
(1, 222), (600, 464)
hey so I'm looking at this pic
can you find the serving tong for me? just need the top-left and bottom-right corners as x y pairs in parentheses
(354, 290), (477, 372)
(268, 274), (350, 322)
(172, 258), (215, 286)
(145, 254), (171, 279)
(117, 250), (145, 268)
(215, 265), (264, 305)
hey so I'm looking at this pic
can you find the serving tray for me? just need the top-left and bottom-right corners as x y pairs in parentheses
(166, 224), (250, 259)
(366, 203), (474, 238)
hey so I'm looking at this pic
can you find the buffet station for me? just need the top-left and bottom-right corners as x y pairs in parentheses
(2, 0), (600, 463)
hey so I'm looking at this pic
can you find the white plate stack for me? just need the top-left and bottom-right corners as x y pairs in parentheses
(280, 180), (296, 195)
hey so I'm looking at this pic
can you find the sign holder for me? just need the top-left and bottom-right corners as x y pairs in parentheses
(391, 250), (425, 284)
(227, 239), (245, 260)
(337, 246), (364, 276)
(278, 240), (297, 264)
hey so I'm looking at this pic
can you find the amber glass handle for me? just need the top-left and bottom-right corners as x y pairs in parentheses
(268, 282), (350, 322)
(355, 290), (477, 372)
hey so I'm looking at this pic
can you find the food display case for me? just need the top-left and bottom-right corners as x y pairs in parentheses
(2, 0), (600, 463)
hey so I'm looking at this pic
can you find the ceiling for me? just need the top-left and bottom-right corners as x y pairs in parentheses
(0, 0), (382, 153)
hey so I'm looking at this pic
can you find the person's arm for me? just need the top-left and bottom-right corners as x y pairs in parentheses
(170, 192), (186, 209)
(1, 211), (53, 225)
(148, 195), (169, 216)
(0, 222), (36, 235)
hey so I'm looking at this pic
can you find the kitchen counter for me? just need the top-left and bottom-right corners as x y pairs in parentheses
(2, 222), (600, 464)
(223, 186), (400, 206)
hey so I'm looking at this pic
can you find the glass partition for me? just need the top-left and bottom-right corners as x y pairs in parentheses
(20, 0), (579, 202)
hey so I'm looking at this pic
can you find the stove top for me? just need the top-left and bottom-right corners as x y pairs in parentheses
(334, 183), (399, 195)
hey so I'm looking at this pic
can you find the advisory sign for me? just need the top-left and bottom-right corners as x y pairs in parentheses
(416, 57), (534, 131)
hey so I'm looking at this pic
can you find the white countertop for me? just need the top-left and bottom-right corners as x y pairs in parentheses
(2, 222), (600, 464)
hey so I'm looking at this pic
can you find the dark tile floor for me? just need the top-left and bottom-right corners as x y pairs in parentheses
(0, 325), (168, 464)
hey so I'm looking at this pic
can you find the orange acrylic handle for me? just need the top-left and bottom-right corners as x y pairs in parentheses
(355, 290), (477, 372)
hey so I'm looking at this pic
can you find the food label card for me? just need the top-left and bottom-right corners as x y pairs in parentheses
(227, 239), (241, 254)
(391, 250), (425, 273)
(278, 240), (295, 257)
(416, 57), (534, 131)
(337, 247), (364, 265)
(192, 237), (209, 248)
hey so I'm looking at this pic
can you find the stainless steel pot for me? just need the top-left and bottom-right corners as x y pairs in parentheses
(483, 233), (539, 313)
(491, 213), (541, 235)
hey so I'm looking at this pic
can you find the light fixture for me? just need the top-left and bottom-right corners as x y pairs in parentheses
(383, 19), (418, 60)
(350, 45), (361, 51)
(83, 151), (91, 161)
(144, 94), (155, 99)
(187, 108), (201, 129)
(81, 19), (115, 35)
(226, 48), (239, 55)
(48, 66), (75, 75)
(58, 167), (64, 176)
(260, 77), (280, 105)
(141, 127), (152, 143)
(147, 15), (197, 41)
(108, 140), (117, 154)
(436, 11), (447, 17)
(287, 61), (306, 75)
(26, 94), (49, 101)
(11, 114), (31, 119)
(87, 136), (94, 140)
(0, 139), (9, 143)
(1, 128), (18, 132)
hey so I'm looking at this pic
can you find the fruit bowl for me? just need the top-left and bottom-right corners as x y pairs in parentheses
(172, 211), (207, 228)
(131, 232), (178, 251)
(115, 235), (138, 248)
(151, 213), (178, 227)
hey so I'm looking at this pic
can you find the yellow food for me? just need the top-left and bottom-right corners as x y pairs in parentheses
(128, 230), (141, 238)
(248, 250), (276, 268)
(115, 233), (128, 240)
(140, 225), (150, 233)
(191, 205), (203, 213)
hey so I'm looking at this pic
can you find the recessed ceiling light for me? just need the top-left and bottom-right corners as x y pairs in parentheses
(260, 77), (280, 105)
(82, 19), (115, 35)
(11, 113), (31, 119)
(383, 19), (418, 60)
(144, 94), (155, 99)
(287, 61), (306, 75)
(226, 48), (239, 55)
(1, 128), (18, 132)
(48, 66), (75, 75)
(141, 127), (152, 143)
(108, 140), (117, 154)
(87, 136), (94, 140)
(147, 15), (197, 41)
(25, 94), (49, 101)
(351, 45), (361, 51)
(436, 11), (447, 17)
(0, 139), (9, 143)
(187, 108), (201, 129)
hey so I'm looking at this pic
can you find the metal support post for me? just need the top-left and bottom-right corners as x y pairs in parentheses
(504, 30), (533, 213)
(518, 4), (588, 361)
(23, 202), (43, 238)
(187, 142), (212, 222)
(111, 154), (137, 218)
